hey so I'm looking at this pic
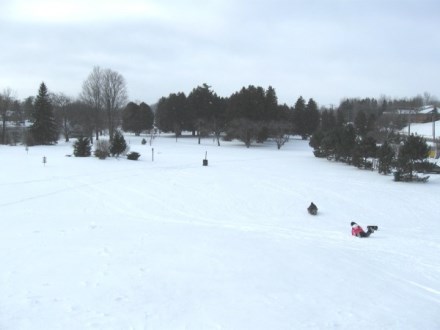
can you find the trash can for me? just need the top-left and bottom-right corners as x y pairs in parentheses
(203, 159), (208, 166)
(393, 171), (401, 182)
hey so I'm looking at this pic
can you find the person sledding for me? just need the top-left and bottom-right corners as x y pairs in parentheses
(307, 202), (318, 215)
(351, 222), (378, 238)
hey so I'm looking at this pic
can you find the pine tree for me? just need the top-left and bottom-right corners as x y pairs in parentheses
(292, 96), (306, 139)
(397, 135), (429, 180)
(30, 82), (59, 145)
(377, 141), (394, 174)
(73, 137), (92, 157)
(110, 130), (127, 157)
(354, 110), (368, 137)
(304, 98), (320, 138)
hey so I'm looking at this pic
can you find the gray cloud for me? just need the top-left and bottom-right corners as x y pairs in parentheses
(1, 0), (439, 106)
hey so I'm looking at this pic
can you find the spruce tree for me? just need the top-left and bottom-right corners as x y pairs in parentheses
(377, 141), (394, 174)
(397, 135), (429, 180)
(73, 137), (92, 157)
(354, 110), (368, 137)
(30, 82), (59, 145)
(292, 96), (306, 139)
(110, 130), (127, 157)
(304, 98), (320, 137)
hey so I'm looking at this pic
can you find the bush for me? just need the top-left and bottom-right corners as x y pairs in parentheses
(141, 138), (147, 145)
(73, 137), (91, 157)
(94, 139), (110, 159)
(127, 152), (141, 160)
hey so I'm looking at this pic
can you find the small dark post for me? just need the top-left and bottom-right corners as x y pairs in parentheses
(152, 148), (154, 162)
(203, 151), (208, 166)
(42, 156), (47, 166)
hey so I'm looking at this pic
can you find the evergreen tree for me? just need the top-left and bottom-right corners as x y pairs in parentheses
(352, 136), (377, 168)
(30, 82), (59, 145)
(140, 102), (154, 131)
(155, 92), (187, 137)
(304, 98), (320, 138)
(265, 86), (279, 120)
(377, 141), (395, 174)
(292, 96), (306, 138)
(320, 109), (336, 132)
(73, 137), (92, 157)
(397, 135), (429, 180)
(336, 124), (356, 162)
(187, 84), (218, 142)
(336, 109), (345, 127)
(122, 102), (154, 135)
(354, 110), (368, 137)
(225, 85), (272, 146)
(110, 130), (127, 157)
(122, 102), (141, 134)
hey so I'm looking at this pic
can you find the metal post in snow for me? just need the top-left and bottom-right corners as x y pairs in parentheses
(152, 148), (154, 162)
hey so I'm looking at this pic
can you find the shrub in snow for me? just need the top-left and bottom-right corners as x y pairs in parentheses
(94, 139), (110, 159)
(141, 138), (147, 145)
(73, 137), (91, 157)
(127, 152), (140, 160)
(110, 130), (127, 157)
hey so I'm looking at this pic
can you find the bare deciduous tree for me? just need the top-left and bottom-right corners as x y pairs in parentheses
(81, 66), (104, 142)
(268, 121), (291, 150)
(102, 68), (127, 140)
(51, 92), (72, 142)
(80, 66), (127, 141)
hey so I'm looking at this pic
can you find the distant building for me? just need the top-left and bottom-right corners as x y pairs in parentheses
(382, 105), (438, 124)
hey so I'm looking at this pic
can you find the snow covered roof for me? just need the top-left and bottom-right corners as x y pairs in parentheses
(419, 105), (438, 114)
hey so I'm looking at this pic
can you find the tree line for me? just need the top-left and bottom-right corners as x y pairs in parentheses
(0, 71), (322, 149)
(1, 67), (438, 169)
(155, 84), (320, 148)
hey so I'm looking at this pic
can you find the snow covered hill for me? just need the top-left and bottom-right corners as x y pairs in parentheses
(1, 135), (439, 329)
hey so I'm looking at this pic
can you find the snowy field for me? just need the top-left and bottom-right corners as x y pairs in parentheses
(1, 134), (439, 330)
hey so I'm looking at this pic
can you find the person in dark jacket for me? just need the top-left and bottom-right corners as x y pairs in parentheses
(307, 202), (318, 215)
(351, 222), (378, 237)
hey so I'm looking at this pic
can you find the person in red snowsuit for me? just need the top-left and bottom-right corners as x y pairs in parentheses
(351, 222), (377, 237)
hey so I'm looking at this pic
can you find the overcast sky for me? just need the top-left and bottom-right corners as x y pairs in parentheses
(1, 0), (439, 107)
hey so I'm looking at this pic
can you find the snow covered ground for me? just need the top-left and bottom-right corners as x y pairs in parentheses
(1, 134), (439, 330)
(401, 120), (439, 140)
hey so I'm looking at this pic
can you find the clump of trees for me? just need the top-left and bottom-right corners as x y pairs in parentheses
(92, 130), (128, 160)
(310, 101), (433, 182)
(122, 102), (154, 135)
(1, 74), (437, 181)
(155, 84), (320, 149)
